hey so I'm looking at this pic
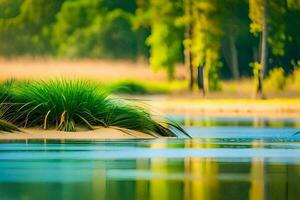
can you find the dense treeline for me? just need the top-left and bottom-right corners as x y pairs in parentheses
(0, 0), (300, 93)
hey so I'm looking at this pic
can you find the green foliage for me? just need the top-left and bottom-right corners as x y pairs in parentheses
(249, 0), (287, 56)
(0, 119), (20, 132)
(107, 80), (185, 94)
(0, 0), (23, 19)
(268, 0), (287, 56)
(0, 0), (64, 55)
(249, 0), (263, 34)
(108, 80), (147, 94)
(206, 53), (223, 91)
(190, 0), (222, 91)
(50, 0), (146, 59)
(52, 0), (101, 57)
(0, 0), (300, 81)
(146, 0), (182, 80)
(0, 0), (143, 58)
(1, 79), (183, 136)
(0, 79), (35, 103)
(250, 62), (262, 91)
(292, 68), (300, 91)
(288, 0), (300, 9)
(265, 67), (286, 91)
(289, 61), (300, 91)
(0, 79), (17, 102)
(0, 95), (20, 132)
(53, 5), (137, 58)
(8, 79), (107, 131)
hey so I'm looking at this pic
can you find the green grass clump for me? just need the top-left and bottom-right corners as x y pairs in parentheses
(0, 101), (20, 132)
(2, 79), (185, 137)
(0, 79), (15, 102)
(8, 80), (107, 132)
(0, 119), (20, 132)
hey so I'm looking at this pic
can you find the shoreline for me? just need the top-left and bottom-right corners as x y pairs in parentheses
(144, 98), (300, 118)
(0, 128), (156, 142)
(2, 98), (300, 141)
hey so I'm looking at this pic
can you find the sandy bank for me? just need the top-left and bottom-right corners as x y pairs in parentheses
(0, 128), (155, 141)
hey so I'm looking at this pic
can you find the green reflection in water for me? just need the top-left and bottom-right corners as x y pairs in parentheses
(0, 139), (300, 200)
(174, 115), (300, 128)
(183, 139), (219, 200)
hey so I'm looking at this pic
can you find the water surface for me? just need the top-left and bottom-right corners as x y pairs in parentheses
(1, 117), (300, 200)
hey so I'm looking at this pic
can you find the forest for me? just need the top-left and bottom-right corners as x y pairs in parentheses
(1, 0), (300, 95)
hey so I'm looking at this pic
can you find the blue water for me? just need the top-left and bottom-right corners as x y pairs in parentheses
(1, 117), (300, 200)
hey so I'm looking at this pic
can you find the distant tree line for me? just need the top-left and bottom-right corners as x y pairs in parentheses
(1, 0), (300, 94)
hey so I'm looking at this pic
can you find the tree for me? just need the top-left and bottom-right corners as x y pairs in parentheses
(288, 0), (300, 9)
(0, 0), (64, 56)
(268, 0), (287, 57)
(219, 0), (248, 80)
(134, 0), (151, 59)
(183, 0), (194, 90)
(249, 0), (268, 97)
(249, 0), (287, 97)
(190, 0), (222, 94)
(52, 0), (138, 59)
(146, 0), (182, 80)
(0, 0), (23, 55)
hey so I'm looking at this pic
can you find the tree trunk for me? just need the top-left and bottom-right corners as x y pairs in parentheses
(184, 34), (193, 91)
(229, 35), (240, 79)
(256, 0), (268, 98)
(136, 28), (147, 63)
(184, 0), (194, 91)
(197, 66), (205, 96)
(260, 0), (268, 78)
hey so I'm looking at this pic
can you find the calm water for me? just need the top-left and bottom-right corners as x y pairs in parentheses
(1, 117), (300, 200)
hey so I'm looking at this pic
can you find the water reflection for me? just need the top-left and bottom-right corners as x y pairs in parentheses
(250, 140), (265, 200)
(171, 115), (300, 128)
(184, 139), (219, 200)
(1, 138), (300, 200)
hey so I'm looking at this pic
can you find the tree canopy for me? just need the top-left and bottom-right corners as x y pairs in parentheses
(0, 0), (300, 88)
